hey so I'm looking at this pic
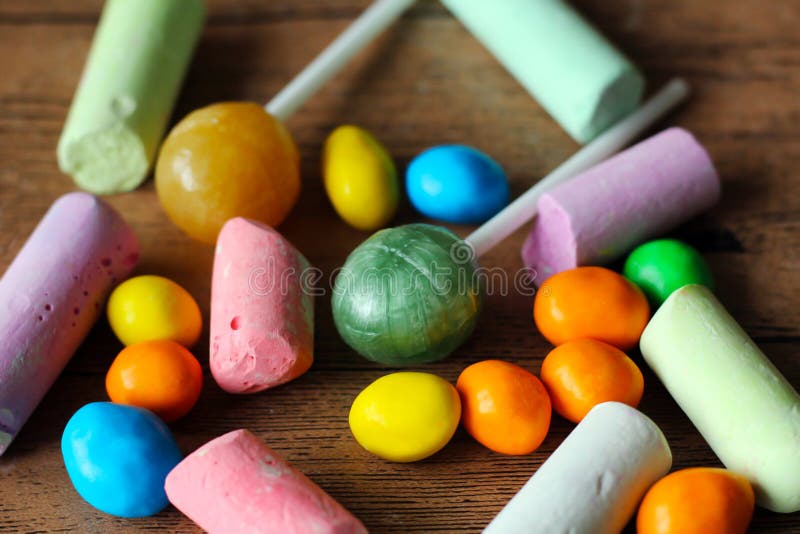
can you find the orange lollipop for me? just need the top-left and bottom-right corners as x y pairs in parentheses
(637, 467), (754, 534)
(156, 104), (299, 244)
(456, 360), (551, 455)
(155, 0), (416, 243)
(540, 338), (643, 423)
(106, 340), (203, 422)
(534, 266), (650, 350)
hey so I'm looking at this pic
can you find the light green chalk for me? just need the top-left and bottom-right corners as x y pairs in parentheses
(57, 0), (205, 194)
(641, 285), (800, 513)
(441, 0), (644, 143)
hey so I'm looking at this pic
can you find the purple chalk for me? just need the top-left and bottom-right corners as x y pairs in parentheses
(522, 128), (720, 284)
(0, 193), (139, 455)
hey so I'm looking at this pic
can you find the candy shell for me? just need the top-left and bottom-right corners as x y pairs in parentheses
(637, 467), (754, 534)
(540, 339), (643, 423)
(534, 266), (650, 350)
(457, 360), (551, 455)
(406, 145), (509, 224)
(61, 402), (182, 517)
(323, 125), (398, 231)
(624, 238), (714, 307)
(106, 340), (203, 422)
(107, 275), (202, 347)
(348, 372), (461, 462)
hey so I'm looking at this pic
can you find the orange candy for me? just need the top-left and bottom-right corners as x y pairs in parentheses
(456, 360), (551, 455)
(155, 102), (300, 244)
(540, 338), (644, 423)
(534, 266), (650, 350)
(637, 467), (755, 534)
(106, 340), (203, 422)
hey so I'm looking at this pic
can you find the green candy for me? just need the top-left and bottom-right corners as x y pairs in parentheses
(623, 239), (714, 306)
(332, 224), (481, 366)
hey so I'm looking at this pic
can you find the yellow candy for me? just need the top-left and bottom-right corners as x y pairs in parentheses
(322, 125), (398, 231)
(348, 372), (461, 462)
(107, 275), (202, 347)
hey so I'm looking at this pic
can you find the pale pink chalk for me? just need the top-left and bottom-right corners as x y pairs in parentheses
(522, 127), (720, 283)
(165, 429), (367, 534)
(210, 218), (313, 394)
(0, 192), (139, 455)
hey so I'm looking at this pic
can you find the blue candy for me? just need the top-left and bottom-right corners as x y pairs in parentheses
(61, 402), (182, 517)
(406, 145), (509, 224)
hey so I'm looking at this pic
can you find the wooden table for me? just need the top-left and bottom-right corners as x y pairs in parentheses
(1, 0), (798, 532)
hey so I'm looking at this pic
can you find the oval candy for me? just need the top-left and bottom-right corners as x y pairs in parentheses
(637, 467), (754, 534)
(106, 340), (203, 422)
(107, 275), (202, 347)
(541, 339), (644, 423)
(349, 372), (461, 462)
(457, 360), (551, 455)
(534, 266), (650, 351)
(61, 402), (183, 517)
(406, 145), (509, 224)
(624, 238), (714, 307)
(323, 125), (399, 231)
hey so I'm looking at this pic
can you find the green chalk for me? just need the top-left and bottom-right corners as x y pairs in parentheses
(57, 0), (205, 194)
(441, 0), (644, 143)
(641, 285), (800, 513)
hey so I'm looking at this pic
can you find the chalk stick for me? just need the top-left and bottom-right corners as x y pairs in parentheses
(522, 128), (720, 283)
(165, 429), (367, 534)
(210, 218), (313, 394)
(484, 402), (671, 534)
(57, 0), (204, 194)
(641, 285), (800, 513)
(0, 193), (139, 455)
(440, 0), (644, 143)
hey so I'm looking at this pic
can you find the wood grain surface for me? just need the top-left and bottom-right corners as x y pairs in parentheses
(1, 0), (799, 532)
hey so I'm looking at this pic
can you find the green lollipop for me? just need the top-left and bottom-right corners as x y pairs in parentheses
(332, 80), (688, 365)
(333, 224), (481, 365)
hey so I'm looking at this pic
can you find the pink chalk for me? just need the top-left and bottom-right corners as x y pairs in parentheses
(522, 127), (720, 283)
(0, 193), (139, 455)
(165, 429), (367, 534)
(210, 218), (313, 394)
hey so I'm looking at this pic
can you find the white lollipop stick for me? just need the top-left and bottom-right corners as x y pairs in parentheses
(266, 0), (416, 121)
(465, 78), (690, 257)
